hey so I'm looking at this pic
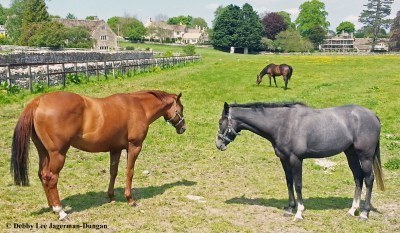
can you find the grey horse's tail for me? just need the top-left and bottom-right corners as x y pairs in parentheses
(373, 139), (385, 191)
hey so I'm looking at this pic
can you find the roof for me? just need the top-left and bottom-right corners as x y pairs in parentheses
(53, 19), (106, 32)
(182, 32), (202, 39)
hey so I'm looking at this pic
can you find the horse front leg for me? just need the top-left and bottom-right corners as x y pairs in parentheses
(273, 76), (278, 87)
(108, 150), (122, 203)
(125, 142), (142, 206)
(280, 158), (296, 216)
(290, 155), (304, 221)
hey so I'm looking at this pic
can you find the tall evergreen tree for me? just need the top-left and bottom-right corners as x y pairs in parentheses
(211, 4), (242, 51)
(389, 10), (400, 51)
(22, 0), (49, 25)
(359, 0), (394, 50)
(212, 3), (263, 52)
(236, 3), (263, 51)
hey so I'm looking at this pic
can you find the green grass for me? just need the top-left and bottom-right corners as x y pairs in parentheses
(0, 45), (399, 232)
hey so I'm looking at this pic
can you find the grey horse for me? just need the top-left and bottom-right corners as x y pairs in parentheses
(215, 102), (384, 221)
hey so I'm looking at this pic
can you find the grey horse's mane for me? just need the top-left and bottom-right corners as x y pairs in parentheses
(230, 102), (306, 109)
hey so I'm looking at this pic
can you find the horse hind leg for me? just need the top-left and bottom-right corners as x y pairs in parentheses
(43, 150), (68, 220)
(345, 147), (363, 217)
(283, 76), (288, 90)
(108, 150), (122, 203)
(32, 133), (52, 208)
(359, 154), (375, 220)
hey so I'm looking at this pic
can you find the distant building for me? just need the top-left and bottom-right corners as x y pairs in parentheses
(320, 31), (389, 52)
(354, 38), (389, 52)
(0, 25), (6, 36)
(144, 18), (209, 44)
(54, 18), (118, 51)
(320, 32), (355, 52)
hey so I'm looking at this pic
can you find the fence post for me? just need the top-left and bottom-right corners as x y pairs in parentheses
(104, 61), (107, 79)
(6, 65), (11, 90)
(62, 63), (66, 87)
(85, 62), (89, 81)
(112, 61), (115, 78)
(28, 65), (33, 93)
(74, 62), (78, 80)
(95, 62), (99, 81)
(46, 64), (50, 86)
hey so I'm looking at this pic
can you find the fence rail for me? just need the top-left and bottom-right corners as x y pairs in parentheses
(0, 55), (200, 92)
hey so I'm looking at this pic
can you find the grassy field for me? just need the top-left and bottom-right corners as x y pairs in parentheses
(0, 45), (399, 232)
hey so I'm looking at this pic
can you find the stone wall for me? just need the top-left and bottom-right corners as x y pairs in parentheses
(0, 50), (153, 65)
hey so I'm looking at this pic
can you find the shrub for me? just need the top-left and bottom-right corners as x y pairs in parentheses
(183, 45), (196, 55)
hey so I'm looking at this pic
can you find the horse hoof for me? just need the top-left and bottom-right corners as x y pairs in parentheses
(347, 209), (359, 217)
(128, 201), (137, 207)
(59, 213), (68, 221)
(358, 212), (368, 221)
(283, 211), (294, 217)
(293, 216), (303, 222)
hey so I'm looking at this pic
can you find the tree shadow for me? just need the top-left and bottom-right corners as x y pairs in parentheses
(225, 195), (352, 210)
(32, 179), (196, 215)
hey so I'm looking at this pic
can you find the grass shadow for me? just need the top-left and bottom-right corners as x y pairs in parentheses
(225, 195), (352, 210)
(32, 179), (196, 215)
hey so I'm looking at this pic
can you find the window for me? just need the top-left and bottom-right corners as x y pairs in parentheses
(100, 35), (107, 40)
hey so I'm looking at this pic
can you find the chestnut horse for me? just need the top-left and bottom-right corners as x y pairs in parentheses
(256, 63), (293, 90)
(11, 90), (186, 220)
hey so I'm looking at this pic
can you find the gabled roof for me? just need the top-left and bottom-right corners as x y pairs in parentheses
(182, 32), (202, 39)
(53, 19), (105, 32)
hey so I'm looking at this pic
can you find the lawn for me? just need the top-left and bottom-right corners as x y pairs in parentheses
(0, 45), (399, 232)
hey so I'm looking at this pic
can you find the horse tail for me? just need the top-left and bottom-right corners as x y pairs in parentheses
(10, 100), (37, 186)
(287, 65), (293, 80)
(373, 139), (385, 191)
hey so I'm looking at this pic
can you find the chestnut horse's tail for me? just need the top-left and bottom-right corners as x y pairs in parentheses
(11, 100), (37, 186)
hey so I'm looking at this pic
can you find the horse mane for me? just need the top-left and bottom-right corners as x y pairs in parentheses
(230, 102), (306, 110)
(146, 90), (172, 103)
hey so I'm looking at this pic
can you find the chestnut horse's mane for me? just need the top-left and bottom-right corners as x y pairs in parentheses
(134, 90), (173, 104)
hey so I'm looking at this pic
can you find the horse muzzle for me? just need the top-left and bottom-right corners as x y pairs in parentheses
(177, 124), (187, 134)
(215, 136), (227, 151)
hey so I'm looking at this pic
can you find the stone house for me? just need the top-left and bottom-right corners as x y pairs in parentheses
(320, 32), (355, 52)
(144, 18), (209, 44)
(54, 19), (118, 51)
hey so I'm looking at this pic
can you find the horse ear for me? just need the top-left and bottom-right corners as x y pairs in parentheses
(177, 93), (182, 101)
(223, 102), (229, 115)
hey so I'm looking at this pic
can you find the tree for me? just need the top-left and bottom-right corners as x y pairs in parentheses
(359, 0), (394, 50)
(274, 29), (313, 52)
(66, 13), (77, 19)
(236, 3), (263, 51)
(5, 0), (25, 42)
(107, 16), (146, 42)
(27, 21), (66, 49)
(0, 4), (7, 25)
(336, 21), (356, 34)
(278, 11), (295, 29)
(295, 0), (330, 37)
(64, 26), (93, 48)
(212, 4), (242, 51)
(19, 0), (50, 45)
(307, 25), (326, 48)
(212, 3), (263, 52)
(22, 0), (49, 25)
(191, 17), (208, 28)
(262, 12), (287, 40)
(85, 16), (96, 20)
(389, 10), (400, 51)
(168, 15), (192, 26)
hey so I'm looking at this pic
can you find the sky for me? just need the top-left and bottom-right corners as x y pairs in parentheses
(1, 0), (399, 30)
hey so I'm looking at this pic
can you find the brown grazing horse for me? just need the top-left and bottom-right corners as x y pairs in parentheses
(256, 63), (293, 90)
(11, 90), (186, 220)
